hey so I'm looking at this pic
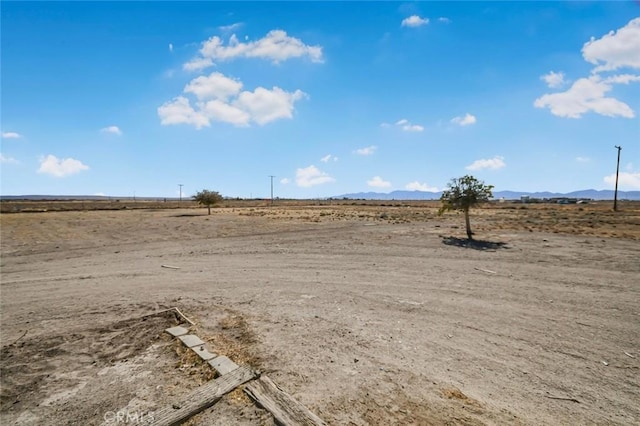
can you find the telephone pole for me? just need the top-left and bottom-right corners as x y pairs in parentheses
(178, 184), (183, 202)
(613, 146), (621, 212)
(269, 175), (275, 206)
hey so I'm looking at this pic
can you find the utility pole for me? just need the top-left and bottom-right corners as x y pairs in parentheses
(613, 146), (621, 212)
(178, 184), (183, 202)
(269, 175), (275, 206)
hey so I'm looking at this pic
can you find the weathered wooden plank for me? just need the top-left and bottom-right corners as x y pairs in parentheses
(146, 366), (256, 426)
(244, 375), (326, 426)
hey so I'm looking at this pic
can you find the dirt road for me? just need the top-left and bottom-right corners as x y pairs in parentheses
(1, 206), (638, 424)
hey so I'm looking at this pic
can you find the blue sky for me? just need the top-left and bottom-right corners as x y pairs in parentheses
(1, 2), (639, 198)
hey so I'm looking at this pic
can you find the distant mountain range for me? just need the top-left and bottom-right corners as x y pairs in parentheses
(1, 189), (639, 201)
(333, 189), (640, 201)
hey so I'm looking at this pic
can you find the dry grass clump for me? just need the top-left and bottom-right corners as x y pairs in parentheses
(206, 311), (261, 368)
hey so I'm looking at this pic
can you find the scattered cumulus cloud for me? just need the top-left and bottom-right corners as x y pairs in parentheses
(169, 43), (173, 52)
(604, 73), (640, 84)
(100, 125), (122, 135)
(603, 171), (640, 189)
(158, 96), (211, 129)
(183, 57), (214, 72)
(354, 145), (377, 156)
(159, 72), (307, 128)
(2, 132), (22, 139)
(541, 71), (566, 88)
(534, 75), (637, 118)
(184, 30), (323, 71)
(295, 165), (335, 187)
(401, 15), (429, 28)
(576, 156), (591, 163)
(438, 17), (451, 24)
(280, 178), (290, 185)
(37, 155), (89, 177)
(536, 18), (640, 119)
(320, 154), (338, 163)
(450, 113), (477, 126)
(395, 119), (424, 132)
(405, 181), (438, 192)
(466, 156), (506, 171)
(582, 17), (640, 73)
(367, 176), (392, 188)
(0, 153), (19, 164)
(234, 87), (307, 125)
(184, 72), (243, 101)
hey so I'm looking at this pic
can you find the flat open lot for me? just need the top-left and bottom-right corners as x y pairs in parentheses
(1, 201), (639, 425)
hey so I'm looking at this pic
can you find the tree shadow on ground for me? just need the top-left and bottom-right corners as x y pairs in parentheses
(441, 236), (509, 251)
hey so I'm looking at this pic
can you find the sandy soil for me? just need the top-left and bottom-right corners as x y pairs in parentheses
(1, 204), (639, 425)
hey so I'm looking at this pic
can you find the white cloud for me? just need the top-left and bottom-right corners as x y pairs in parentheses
(354, 145), (377, 156)
(367, 176), (392, 188)
(37, 155), (89, 177)
(320, 154), (338, 163)
(603, 171), (640, 189)
(582, 17), (640, 73)
(0, 153), (19, 164)
(184, 72), (243, 101)
(94, 192), (106, 196)
(604, 73), (640, 84)
(394, 118), (424, 132)
(534, 75), (636, 118)
(185, 30), (323, 71)
(295, 165), (335, 187)
(183, 57), (214, 72)
(576, 156), (591, 163)
(405, 181), (438, 192)
(169, 43), (173, 52)
(438, 17), (451, 24)
(537, 19), (640, 119)
(401, 15), (429, 28)
(2, 132), (22, 139)
(466, 156), (506, 171)
(160, 73), (307, 128)
(158, 96), (211, 129)
(100, 125), (122, 135)
(541, 71), (565, 88)
(233, 87), (307, 125)
(450, 113), (477, 126)
(280, 178), (290, 185)
(200, 99), (250, 126)
(219, 23), (243, 32)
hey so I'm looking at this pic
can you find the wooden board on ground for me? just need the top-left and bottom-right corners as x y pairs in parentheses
(145, 366), (256, 426)
(244, 375), (326, 426)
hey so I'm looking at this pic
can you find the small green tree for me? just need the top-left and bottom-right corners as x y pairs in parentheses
(193, 189), (223, 215)
(439, 175), (493, 240)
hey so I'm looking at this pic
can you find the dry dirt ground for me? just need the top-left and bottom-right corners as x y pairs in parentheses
(1, 202), (639, 425)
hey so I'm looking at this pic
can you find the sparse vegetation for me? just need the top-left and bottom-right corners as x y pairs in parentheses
(192, 189), (223, 215)
(439, 175), (494, 239)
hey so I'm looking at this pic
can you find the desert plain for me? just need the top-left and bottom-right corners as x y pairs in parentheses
(1, 200), (639, 425)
